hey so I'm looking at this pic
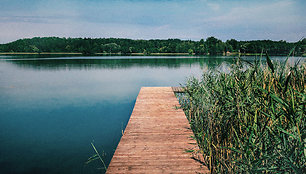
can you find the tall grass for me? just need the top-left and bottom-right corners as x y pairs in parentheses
(86, 142), (107, 172)
(178, 52), (305, 173)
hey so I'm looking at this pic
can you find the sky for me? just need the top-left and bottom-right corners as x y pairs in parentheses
(0, 0), (305, 43)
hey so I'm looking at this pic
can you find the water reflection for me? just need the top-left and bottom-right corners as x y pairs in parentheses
(1, 56), (236, 174)
(0, 56), (304, 174)
(3, 56), (235, 71)
(3, 55), (303, 71)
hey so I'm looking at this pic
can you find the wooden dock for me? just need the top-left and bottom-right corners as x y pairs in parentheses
(171, 86), (186, 93)
(106, 87), (209, 173)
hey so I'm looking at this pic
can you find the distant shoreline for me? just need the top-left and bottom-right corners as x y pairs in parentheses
(1, 52), (302, 56)
(1, 37), (304, 57)
(0, 52), (82, 55)
(0, 52), (195, 56)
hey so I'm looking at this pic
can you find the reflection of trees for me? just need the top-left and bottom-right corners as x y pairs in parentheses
(4, 56), (235, 71)
(3, 56), (302, 74)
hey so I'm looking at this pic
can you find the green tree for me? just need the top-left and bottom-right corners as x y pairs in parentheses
(30, 45), (40, 53)
(206, 36), (220, 55)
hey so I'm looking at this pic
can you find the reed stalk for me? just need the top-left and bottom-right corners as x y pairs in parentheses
(178, 51), (305, 173)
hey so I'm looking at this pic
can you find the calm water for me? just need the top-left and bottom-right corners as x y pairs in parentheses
(0, 56), (303, 174)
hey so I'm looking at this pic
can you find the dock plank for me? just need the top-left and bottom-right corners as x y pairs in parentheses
(106, 87), (209, 173)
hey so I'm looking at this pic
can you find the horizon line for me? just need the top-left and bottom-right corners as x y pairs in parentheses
(2, 36), (303, 44)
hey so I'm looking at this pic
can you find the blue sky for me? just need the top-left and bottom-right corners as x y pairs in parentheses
(0, 0), (305, 43)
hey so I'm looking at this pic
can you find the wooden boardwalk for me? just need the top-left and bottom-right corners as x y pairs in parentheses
(106, 87), (209, 173)
(171, 86), (185, 93)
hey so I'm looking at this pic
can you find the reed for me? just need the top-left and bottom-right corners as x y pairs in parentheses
(178, 51), (305, 173)
(86, 142), (107, 172)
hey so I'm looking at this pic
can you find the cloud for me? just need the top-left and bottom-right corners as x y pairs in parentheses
(198, 0), (306, 41)
(207, 3), (220, 11)
(205, 0), (298, 26)
(0, 0), (305, 43)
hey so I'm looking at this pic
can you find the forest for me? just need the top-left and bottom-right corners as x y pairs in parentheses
(0, 37), (305, 56)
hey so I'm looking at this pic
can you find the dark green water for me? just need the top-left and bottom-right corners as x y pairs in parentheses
(0, 56), (303, 174)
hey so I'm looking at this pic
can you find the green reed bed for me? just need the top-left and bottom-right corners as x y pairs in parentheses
(178, 53), (305, 173)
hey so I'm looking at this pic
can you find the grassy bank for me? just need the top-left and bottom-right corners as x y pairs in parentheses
(96, 52), (192, 56)
(2, 52), (303, 57)
(0, 52), (192, 56)
(0, 52), (82, 55)
(178, 52), (305, 173)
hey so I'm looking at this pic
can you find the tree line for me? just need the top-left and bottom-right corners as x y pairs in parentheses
(0, 37), (304, 56)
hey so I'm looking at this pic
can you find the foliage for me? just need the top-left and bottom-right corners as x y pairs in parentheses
(86, 142), (107, 172)
(178, 51), (305, 173)
(0, 37), (304, 56)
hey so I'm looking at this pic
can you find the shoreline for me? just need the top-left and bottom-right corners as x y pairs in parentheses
(0, 52), (304, 57)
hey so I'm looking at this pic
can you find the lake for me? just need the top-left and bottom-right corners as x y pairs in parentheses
(0, 55), (303, 174)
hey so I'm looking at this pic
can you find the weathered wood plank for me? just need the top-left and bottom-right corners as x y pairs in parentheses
(106, 87), (209, 174)
(172, 86), (186, 93)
